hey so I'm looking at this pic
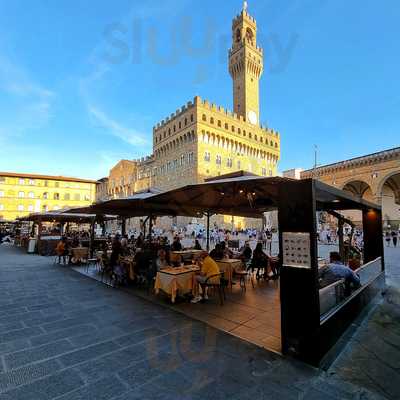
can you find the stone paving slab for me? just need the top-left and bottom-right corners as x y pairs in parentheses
(0, 244), (399, 399)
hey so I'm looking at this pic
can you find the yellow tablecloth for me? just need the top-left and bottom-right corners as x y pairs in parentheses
(217, 259), (244, 288)
(155, 266), (199, 303)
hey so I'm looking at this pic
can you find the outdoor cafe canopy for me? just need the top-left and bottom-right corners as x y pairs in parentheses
(17, 211), (118, 224)
(67, 173), (381, 220)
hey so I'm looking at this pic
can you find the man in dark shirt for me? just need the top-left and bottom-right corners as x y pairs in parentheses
(171, 236), (183, 251)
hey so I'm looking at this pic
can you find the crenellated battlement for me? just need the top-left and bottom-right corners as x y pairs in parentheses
(194, 96), (279, 138)
(153, 100), (195, 131)
(232, 10), (257, 26)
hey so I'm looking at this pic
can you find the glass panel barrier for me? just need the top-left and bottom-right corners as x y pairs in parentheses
(320, 257), (382, 318)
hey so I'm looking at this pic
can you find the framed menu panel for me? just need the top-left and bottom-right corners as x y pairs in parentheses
(282, 232), (311, 269)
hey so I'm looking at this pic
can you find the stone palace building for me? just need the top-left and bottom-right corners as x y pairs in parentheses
(98, 3), (281, 230)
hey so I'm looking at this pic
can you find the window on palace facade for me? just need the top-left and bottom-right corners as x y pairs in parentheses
(19, 178), (25, 185)
(28, 205), (34, 212)
(224, 123), (228, 130)
(43, 192), (48, 199)
(249, 132), (252, 139)
(0, 177), (5, 183)
(216, 155), (222, 165)
(210, 117), (214, 124)
(238, 128), (241, 135)
(188, 152), (194, 164)
(54, 193), (60, 200)
(180, 155), (185, 166)
(0, 204), (3, 211)
(74, 194), (80, 201)
(29, 179), (35, 185)
(64, 193), (70, 200)
(44, 180), (48, 187)
(179, 121), (181, 129)
(0, 191), (4, 197)
(255, 135), (257, 141)
(243, 131), (246, 137)
(18, 204), (24, 211)
(260, 137), (263, 143)
(202, 114), (206, 122)
(231, 126), (235, 132)
(270, 141), (273, 146)
(262, 168), (267, 176)
(55, 182), (59, 188)
(275, 142), (278, 148)
(204, 152), (211, 162)
(269, 170), (273, 177)
(184, 118), (187, 126)
(227, 158), (233, 168)
(191, 114), (194, 122)
(173, 125), (176, 132)
(18, 191), (24, 198)
(217, 120), (221, 127)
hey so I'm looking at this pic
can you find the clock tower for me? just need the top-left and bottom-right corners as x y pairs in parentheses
(229, 2), (264, 126)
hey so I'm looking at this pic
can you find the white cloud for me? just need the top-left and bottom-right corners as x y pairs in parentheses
(88, 105), (150, 147)
(0, 54), (55, 137)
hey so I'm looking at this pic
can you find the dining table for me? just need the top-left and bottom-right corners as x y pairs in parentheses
(154, 265), (200, 303)
(216, 259), (244, 289)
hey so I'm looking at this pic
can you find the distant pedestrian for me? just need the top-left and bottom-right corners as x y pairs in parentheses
(385, 232), (391, 247)
(392, 231), (398, 248)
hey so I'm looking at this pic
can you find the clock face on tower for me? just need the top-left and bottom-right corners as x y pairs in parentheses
(248, 110), (258, 125)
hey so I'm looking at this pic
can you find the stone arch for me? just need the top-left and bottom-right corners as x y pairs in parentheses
(376, 171), (400, 204)
(342, 180), (374, 202)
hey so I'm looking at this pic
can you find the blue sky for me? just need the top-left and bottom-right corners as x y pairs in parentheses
(0, 0), (398, 179)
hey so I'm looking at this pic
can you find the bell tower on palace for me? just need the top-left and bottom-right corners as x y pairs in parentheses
(229, 1), (264, 126)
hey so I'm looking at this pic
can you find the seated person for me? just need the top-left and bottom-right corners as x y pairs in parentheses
(220, 241), (233, 259)
(209, 243), (224, 261)
(171, 236), (183, 251)
(249, 243), (271, 279)
(238, 241), (252, 263)
(193, 239), (202, 251)
(155, 249), (169, 271)
(191, 251), (221, 303)
(319, 252), (361, 294)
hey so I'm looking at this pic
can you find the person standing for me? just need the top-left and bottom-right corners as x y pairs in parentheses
(385, 231), (391, 247)
(392, 230), (398, 248)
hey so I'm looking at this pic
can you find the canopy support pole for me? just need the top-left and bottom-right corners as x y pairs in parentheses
(326, 210), (354, 263)
(205, 212), (211, 251)
(89, 219), (95, 258)
(121, 218), (126, 236)
(37, 220), (42, 255)
(149, 215), (153, 241)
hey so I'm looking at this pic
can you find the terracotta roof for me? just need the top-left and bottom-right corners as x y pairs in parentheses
(0, 171), (97, 184)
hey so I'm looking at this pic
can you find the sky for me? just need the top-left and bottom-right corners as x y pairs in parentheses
(0, 0), (398, 180)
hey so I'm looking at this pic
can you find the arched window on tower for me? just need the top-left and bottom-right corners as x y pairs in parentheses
(236, 28), (241, 43)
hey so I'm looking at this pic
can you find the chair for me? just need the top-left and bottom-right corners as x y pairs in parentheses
(99, 256), (113, 285)
(202, 273), (227, 306)
(86, 258), (98, 273)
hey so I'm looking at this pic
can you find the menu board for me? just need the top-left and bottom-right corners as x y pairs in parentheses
(282, 232), (311, 269)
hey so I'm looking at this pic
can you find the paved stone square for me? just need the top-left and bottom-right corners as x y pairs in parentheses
(0, 244), (399, 399)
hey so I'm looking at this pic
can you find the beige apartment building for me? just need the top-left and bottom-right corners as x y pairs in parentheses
(0, 172), (96, 221)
